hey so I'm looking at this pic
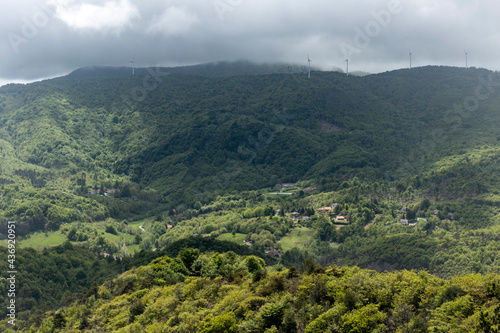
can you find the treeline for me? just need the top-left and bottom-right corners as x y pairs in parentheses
(10, 249), (500, 332)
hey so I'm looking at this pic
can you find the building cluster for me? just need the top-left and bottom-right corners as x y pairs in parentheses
(316, 203), (347, 222)
(283, 203), (348, 224)
(89, 188), (118, 196)
(274, 183), (297, 190)
(273, 183), (319, 194)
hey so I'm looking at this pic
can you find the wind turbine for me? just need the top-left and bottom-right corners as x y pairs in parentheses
(307, 54), (311, 79)
(464, 50), (468, 69)
(409, 50), (412, 69)
(346, 58), (349, 76)
(130, 56), (135, 75)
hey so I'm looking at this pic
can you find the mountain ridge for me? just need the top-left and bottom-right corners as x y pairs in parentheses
(63, 60), (312, 80)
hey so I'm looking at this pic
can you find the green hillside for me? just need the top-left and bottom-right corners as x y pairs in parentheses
(0, 64), (499, 233)
(1, 62), (500, 260)
(6, 249), (500, 333)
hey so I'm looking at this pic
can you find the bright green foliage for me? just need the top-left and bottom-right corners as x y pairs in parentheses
(246, 256), (265, 273)
(341, 304), (386, 332)
(258, 294), (290, 329)
(10, 252), (500, 333)
(200, 312), (238, 333)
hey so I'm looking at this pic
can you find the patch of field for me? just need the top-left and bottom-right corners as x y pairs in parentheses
(279, 227), (315, 252)
(17, 230), (67, 250)
(126, 244), (140, 254)
(18, 222), (139, 253)
(94, 224), (137, 247)
(216, 233), (247, 245)
(126, 220), (144, 228)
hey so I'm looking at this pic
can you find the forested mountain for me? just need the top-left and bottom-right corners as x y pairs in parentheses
(3, 62), (500, 331)
(1, 63), (499, 228)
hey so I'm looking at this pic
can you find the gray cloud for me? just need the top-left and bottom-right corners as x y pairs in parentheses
(1, 0), (499, 83)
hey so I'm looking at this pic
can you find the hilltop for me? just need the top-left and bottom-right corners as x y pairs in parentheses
(64, 60), (310, 79)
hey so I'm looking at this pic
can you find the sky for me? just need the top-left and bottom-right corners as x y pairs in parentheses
(1, 0), (499, 86)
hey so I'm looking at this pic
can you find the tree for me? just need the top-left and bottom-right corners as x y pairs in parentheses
(178, 248), (200, 273)
(53, 312), (67, 330)
(200, 312), (238, 333)
(79, 316), (89, 330)
(244, 255), (263, 272)
(264, 206), (274, 216)
(421, 198), (431, 210)
(259, 296), (289, 329)
(129, 302), (145, 323)
(281, 308), (298, 333)
(194, 201), (202, 210)
(105, 225), (118, 235)
(61, 291), (73, 306)
(121, 184), (131, 198)
(286, 266), (299, 279)
(134, 234), (142, 244)
(314, 219), (335, 242)
(341, 304), (386, 333)
(253, 267), (267, 283)
(301, 258), (324, 275)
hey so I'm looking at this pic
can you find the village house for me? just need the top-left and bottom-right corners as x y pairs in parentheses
(317, 206), (332, 213)
(336, 216), (346, 222)
(265, 248), (280, 257)
(275, 183), (297, 190)
(291, 212), (300, 221)
(400, 219), (409, 225)
(102, 252), (121, 260)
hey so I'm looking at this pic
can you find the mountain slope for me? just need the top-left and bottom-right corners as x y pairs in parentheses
(8, 251), (500, 332)
(0, 64), (500, 234)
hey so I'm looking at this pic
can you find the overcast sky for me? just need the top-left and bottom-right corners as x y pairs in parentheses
(1, 0), (499, 86)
